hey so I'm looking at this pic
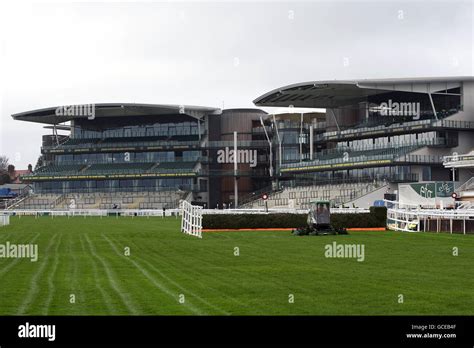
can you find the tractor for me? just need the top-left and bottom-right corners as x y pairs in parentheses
(293, 200), (347, 236)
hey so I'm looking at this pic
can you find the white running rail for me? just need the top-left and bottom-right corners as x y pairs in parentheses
(386, 200), (474, 234)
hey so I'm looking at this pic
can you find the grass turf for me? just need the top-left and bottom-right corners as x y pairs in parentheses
(0, 216), (473, 315)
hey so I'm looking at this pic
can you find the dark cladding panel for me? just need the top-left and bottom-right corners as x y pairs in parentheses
(217, 109), (268, 205)
(207, 114), (222, 208)
(220, 109), (267, 137)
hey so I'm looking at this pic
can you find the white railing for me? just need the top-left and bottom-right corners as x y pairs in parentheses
(201, 207), (369, 214)
(385, 200), (474, 234)
(0, 215), (10, 226)
(1, 209), (181, 217)
(180, 201), (203, 238)
(1, 207), (370, 217)
(443, 153), (474, 168)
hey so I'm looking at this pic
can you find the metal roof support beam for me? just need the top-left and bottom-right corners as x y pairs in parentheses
(53, 125), (59, 145)
(299, 113), (304, 162)
(272, 114), (282, 168)
(428, 93), (438, 120)
(260, 116), (273, 177)
(197, 119), (201, 141)
(329, 108), (341, 132)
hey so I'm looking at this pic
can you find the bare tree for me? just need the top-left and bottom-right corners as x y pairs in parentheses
(0, 156), (10, 185)
(34, 155), (44, 171)
(0, 156), (8, 172)
(7, 164), (15, 175)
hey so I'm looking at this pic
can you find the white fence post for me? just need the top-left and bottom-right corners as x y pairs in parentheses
(0, 215), (10, 227)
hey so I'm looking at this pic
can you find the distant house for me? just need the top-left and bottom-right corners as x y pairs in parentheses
(9, 165), (33, 184)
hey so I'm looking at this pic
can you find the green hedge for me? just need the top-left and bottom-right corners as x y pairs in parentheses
(203, 207), (387, 229)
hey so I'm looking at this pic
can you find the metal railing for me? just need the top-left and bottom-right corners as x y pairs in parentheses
(455, 177), (474, 192)
(317, 115), (472, 142)
(325, 138), (456, 157)
(394, 154), (446, 164)
(43, 139), (202, 151)
(443, 152), (474, 168)
(206, 140), (269, 148)
(238, 185), (281, 207)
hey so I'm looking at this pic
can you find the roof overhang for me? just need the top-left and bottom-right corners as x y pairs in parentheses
(43, 125), (71, 131)
(254, 76), (474, 108)
(12, 103), (222, 125)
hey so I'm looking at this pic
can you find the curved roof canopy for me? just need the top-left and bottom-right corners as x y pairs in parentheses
(254, 76), (474, 108)
(12, 103), (221, 125)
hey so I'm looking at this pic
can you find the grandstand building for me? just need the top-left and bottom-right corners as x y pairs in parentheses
(247, 76), (474, 209)
(10, 76), (474, 210)
(12, 104), (269, 209)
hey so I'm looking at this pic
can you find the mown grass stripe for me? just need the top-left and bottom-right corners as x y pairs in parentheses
(109, 233), (240, 314)
(42, 233), (63, 315)
(84, 233), (140, 315)
(78, 234), (116, 315)
(17, 233), (59, 315)
(102, 234), (205, 315)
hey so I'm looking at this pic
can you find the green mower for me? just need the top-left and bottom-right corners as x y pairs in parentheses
(293, 200), (347, 236)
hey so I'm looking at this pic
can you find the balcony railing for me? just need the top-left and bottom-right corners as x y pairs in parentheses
(206, 140), (269, 148)
(280, 151), (446, 172)
(394, 154), (446, 164)
(33, 186), (197, 194)
(443, 152), (474, 168)
(316, 115), (474, 142)
(43, 139), (202, 151)
(319, 119), (434, 140)
(321, 137), (456, 157)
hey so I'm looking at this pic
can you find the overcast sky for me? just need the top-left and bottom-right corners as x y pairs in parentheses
(0, 0), (472, 168)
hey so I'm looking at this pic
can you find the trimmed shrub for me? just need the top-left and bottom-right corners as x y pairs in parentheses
(203, 214), (306, 230)
(202, 207), (387, 229)
(369, 206), (388, 222)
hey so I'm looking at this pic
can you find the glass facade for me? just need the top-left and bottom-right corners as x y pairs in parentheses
(26, 96), (465, 198)
(33, 115), (202, 194)
(34, 178), (194, 194)
(55, 151), (200, 164)
(291, 165), (416, 185)
(267, 106), (458, 187)
(72, 120), (201, 139)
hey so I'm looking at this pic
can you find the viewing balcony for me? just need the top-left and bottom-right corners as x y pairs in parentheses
(316, 117), (474, 143)
(42, 134), (205, 154)
(21, 160), (200, 181)
(443, 152), (474, 169)
(279, 144), (446, 173)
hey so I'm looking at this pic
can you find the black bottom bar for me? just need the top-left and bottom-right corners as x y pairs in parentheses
(0, 316), (473, 346)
